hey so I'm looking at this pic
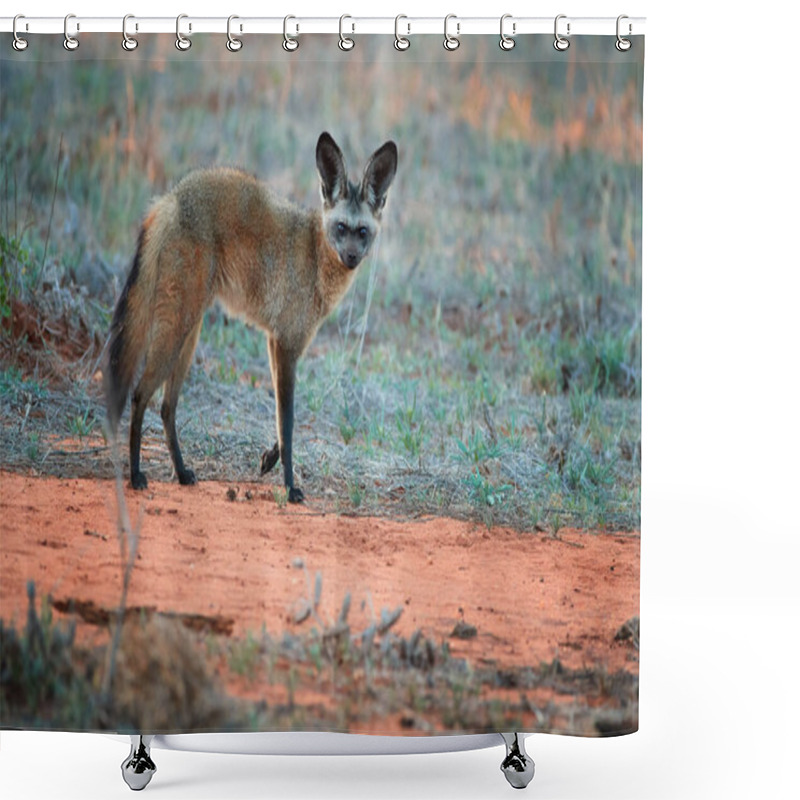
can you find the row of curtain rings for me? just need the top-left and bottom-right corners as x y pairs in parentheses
(11, 13), (633, 53)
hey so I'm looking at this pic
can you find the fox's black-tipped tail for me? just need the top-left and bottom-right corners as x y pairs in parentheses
(105, 228), (145, 433)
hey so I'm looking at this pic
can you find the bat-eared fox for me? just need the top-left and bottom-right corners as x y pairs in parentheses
(105, 132), (398, 503)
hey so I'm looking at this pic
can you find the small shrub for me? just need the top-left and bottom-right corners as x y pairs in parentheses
(455, 430), (502, 465)
(465, 469), (512, 508)
(229, 631), (262, 678)
(0, 582), (97, 728)
(68, 408), (96, 441)
(0, 233), (34, 321)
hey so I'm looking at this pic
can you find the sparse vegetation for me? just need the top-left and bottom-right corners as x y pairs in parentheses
(67, 407), (96, 441)
(229, 631), (262, 679)
(0, 36), (640, 532)
(0, 572), (637, 735)
(205, 566), (638, 734)
(0, 233), (34, 322)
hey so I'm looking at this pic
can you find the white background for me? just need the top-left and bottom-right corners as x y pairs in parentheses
(2, 1), (799, 798)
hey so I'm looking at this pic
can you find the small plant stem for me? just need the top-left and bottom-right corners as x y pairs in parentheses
(37, 132), (64, 293)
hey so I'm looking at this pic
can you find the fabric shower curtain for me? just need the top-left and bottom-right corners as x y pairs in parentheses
(1, 27), (643, 742)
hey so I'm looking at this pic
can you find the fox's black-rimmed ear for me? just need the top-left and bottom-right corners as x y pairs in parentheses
(360, 140), (398, 215)
(316, 132), (348, 208)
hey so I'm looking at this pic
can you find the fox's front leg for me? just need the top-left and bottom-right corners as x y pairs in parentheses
(263, 336), (304, 503)
(260, 335), (281, 478)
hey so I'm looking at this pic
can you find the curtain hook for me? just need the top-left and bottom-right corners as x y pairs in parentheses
(615, 14), (632, 52)
(443, 14), (460, 51)
(227, 15), (243, 51)
(63, 13), (80, 51)
(553, 14), (570, 51)
(175, 13), (192, 51)
(12, 14), (28, 51)
(339, 14), (355, 51)
(122, 14), (138, 51)
(283, 15), (299, 51)
(394, 15), (410, 51)
(499, 14), (515, 51)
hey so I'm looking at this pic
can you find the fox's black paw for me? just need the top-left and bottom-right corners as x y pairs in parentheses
(131, 471), (148, 490)
(178, 469), (197, 486)
(287, 487), (305, 504)
(260, 443), (280, 475)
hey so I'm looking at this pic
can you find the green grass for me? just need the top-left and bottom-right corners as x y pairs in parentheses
(0, 366), (48, 402)
(0, 233), (34, 321)
(456, 431), (504, 466)
(229, 631), (262, 679)
(67, 408), (96, 441)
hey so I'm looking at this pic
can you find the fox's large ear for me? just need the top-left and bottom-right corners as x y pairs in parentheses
(361, 141), (398, 215)
(316, 132), (348, 208)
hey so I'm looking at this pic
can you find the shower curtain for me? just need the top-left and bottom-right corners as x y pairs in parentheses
(0, 27), (643, 740)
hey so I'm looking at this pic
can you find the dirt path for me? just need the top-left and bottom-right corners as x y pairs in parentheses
(1, 471), (639, 675)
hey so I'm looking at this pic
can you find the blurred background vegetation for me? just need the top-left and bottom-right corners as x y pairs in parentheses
(1, 34), (643, 531)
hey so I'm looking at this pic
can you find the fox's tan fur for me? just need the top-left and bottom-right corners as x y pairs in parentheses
(106, 133), (397, 502)
(128, 168), (358, 365)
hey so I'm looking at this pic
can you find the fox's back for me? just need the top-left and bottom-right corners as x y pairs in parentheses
(146, 167), (319, 337)
(171, 167), (291, 243)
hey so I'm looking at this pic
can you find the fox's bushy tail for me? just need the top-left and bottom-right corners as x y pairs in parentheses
(105, 228), (147, 433)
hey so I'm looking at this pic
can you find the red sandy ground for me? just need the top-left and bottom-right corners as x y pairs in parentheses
(1, 471), (639, 675)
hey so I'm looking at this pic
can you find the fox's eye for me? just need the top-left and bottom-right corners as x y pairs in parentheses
(358, 227), (368, 240)
(337, 222), (347, 236)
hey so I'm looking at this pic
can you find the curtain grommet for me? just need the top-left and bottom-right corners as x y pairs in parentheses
(175, 13), (192, 51)
(443, 14), (460, 51)
(63, 13), (80, 51)
(283, 15), (299, 52)
(554, 14), (570, 51)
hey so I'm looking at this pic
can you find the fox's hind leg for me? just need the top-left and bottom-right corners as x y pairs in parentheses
(129, 320), (201, 490)
(161, 320), (202, 486)
(130, 368), (163, 490)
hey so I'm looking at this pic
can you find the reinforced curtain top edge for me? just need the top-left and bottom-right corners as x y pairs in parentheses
(1, 15), (646, 36)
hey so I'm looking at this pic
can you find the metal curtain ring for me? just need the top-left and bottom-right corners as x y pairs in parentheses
(283, 15), (299, 51)
(63, 13), (79, 51)
(553, 14), (570, 51)
(443, 14), (460, 51)
(12, 14), (28, 51)
(339, 14), (355, 51)
(616, 14), (632, 51)
(499, 14), (515, 51)
(175, 14), (191, 51)
(227, 15), (243, 51)
(122, 14), (138, 51)
(394, 15), (410, 51)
